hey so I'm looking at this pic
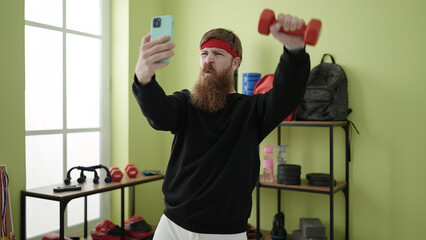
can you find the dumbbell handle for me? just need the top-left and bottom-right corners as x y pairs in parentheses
(278, 23), (306, 36)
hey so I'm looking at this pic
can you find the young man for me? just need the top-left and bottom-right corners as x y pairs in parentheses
(133, 13), (311, 240)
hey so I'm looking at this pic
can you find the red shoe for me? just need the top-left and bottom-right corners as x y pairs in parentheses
(125, 215), (153, 238)
(91, 219), (128, 240)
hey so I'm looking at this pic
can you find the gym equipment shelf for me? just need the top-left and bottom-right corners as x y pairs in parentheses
(256, 121), (350, 240)
(259, 178), (347, 194)
(21, 173), (164, 240)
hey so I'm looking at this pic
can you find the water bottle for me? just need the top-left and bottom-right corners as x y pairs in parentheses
(276, 144), (289, 169)
(263, 145), (276, 182)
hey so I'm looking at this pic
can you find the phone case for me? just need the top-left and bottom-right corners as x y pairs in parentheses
(151, 15), (174, 62)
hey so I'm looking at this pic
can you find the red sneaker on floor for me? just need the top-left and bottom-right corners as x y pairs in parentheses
(125, 215), (153, 238)
(91, 219), (128, 240)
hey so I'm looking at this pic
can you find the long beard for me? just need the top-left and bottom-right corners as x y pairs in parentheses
(190, 62), (234, 113)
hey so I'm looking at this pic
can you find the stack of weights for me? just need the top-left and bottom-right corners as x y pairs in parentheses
(306, 173), (336, 187)
(277, 164), (301, 185)
(242, 73), (261, 95)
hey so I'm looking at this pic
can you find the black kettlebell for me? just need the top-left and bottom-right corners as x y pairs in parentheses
(270, 212), (287, 239)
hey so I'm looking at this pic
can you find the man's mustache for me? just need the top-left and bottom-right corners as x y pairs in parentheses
(201, 63), (215, 74)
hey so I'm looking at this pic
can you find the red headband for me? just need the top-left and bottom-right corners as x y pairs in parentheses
(200, 38), (239, 58)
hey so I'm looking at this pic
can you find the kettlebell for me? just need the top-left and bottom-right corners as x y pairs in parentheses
(270, 212), (287, 239)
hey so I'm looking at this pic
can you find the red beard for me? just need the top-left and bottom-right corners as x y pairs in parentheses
(190, 62), (234, 113)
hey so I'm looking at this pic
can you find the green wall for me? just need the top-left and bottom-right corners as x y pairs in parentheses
(110, 0), (165, 224)
(110, 0), (130, 223)
(0, 0), (25, 238)
(127, 0), (172, 224)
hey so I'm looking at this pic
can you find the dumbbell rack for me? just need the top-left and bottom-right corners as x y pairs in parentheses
(21, 173), (164, 240)
(256, 121), (350, 240)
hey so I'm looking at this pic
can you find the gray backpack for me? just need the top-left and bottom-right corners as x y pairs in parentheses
(296, 54), (350, 121)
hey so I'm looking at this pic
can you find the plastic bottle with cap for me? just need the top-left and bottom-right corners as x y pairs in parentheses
(276, 145), (288, 167)
(263, 144), (276, 182)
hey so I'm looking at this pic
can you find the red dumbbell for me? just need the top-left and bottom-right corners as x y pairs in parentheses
(125, 164), (138, 178)
(110, 167), (123, 182)
(258, 9), (322, 46)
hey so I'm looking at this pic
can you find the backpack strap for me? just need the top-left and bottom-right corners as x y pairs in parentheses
(321, 53), (335, 64)
(348, 120), (360, 134)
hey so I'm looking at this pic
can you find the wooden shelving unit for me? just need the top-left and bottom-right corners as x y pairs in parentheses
(259, 178), (347, 194)
(256, 121), (350, 240)
(21, 174), (164, 240)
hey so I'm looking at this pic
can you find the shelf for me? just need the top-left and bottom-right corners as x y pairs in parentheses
(280, 120), (348, 127)
(257, 121), (350, 240)
(259, 177), (347, 194)
(22, 174), (164, 240)
(22, 174), (165, 201)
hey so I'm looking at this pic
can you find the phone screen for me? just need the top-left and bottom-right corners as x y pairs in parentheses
(151, 15), (174, 62)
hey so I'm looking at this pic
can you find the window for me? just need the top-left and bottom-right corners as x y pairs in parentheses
(24, 0), (110, 238)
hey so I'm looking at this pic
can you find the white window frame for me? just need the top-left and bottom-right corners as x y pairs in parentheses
(24, 0), (110, 238)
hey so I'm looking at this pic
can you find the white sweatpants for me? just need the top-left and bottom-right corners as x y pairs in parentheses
(153, 214), (247, 240)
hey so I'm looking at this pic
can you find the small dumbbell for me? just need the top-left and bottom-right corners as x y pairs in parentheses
(258, 9), (322, 46)
(109, 167), (123, 182)
(125, 164), (138, 178)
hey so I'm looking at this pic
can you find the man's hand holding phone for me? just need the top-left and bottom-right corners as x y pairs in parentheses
(135, 34), (175, 85)
(135, 15), (175, 85)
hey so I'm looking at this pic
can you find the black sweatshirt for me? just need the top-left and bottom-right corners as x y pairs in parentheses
(132, 47), (310, 234)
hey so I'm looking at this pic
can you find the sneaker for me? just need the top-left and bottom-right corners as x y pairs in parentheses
(91, 219), (128, 240)
(124, 215), (153, 238)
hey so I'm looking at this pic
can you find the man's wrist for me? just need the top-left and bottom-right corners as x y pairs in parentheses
(285, 45), (305, 52)
(135, 73), (154, 86)
(284, 45), (305, 54)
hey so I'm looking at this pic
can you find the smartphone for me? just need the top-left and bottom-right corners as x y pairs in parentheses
(53, 185), (82, 192)
(150, 15), (174, 62)
(143, 170), (163, 176)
